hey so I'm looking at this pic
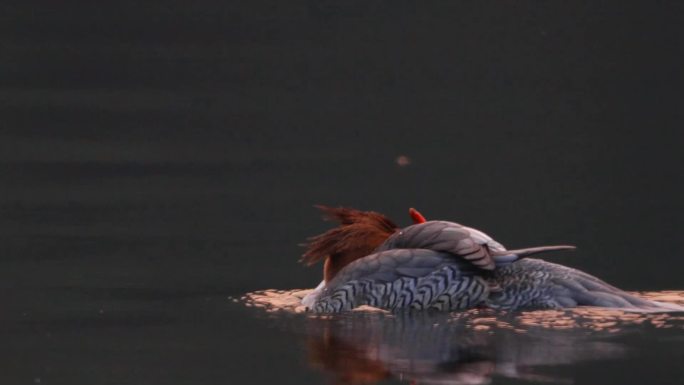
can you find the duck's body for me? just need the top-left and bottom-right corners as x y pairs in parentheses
(301, 206), (683, 313)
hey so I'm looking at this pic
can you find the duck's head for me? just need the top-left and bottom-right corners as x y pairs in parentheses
(301, 206), (429, 282)
(300, 205), (399, 282)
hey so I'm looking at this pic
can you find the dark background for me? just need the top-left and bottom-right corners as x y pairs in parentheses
(1, 1), (683, 384)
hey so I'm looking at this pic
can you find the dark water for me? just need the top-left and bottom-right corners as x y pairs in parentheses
(2, 1), (684, 384)
(243, 289), (684, 385)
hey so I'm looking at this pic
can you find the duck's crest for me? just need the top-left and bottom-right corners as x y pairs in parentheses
(301, 205), (399, 282)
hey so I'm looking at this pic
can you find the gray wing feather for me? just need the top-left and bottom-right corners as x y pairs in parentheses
(376, 221), (496, 270)
(395, 266), (444, 278)
(324, 249), (472, 294)
(492, 259), (680, 311)
(314, 248), (488, 313)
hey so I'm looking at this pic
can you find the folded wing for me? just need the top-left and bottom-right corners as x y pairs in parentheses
(376, 221), (499, 270)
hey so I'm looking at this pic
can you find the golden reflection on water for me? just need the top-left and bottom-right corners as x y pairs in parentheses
(241, 289), (684, 330)
(240, 290), (684, 385)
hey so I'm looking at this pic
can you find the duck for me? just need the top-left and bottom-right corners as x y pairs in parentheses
(300, 205), (683, 313)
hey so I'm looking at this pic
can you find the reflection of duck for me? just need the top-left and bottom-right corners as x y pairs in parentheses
(243, 289), (684, 385)
(302, 311), (628, 385)
(306, 331), (391, 385)
(301, 206), (683, 313)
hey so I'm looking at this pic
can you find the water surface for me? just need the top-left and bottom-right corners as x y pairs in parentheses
(243, 289), (684, 384)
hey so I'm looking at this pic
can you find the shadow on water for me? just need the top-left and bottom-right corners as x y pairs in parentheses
(243, 290), (684, 385)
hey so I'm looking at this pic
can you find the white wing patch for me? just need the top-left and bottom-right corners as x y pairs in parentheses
(302, 280), (326, 308)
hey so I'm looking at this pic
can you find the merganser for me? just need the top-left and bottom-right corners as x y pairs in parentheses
(301, 206), (683, 313)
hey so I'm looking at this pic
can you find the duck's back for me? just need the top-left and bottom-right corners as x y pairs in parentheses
(489, 258), (682, 311)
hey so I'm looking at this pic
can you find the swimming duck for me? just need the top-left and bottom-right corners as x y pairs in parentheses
(301, 206), (682, 313)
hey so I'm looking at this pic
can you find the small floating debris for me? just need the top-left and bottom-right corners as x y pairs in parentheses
(395, 155), (411, 167)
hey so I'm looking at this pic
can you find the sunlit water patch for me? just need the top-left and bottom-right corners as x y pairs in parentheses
(237, 290), (684, 384)
(241, 289), (684, 329)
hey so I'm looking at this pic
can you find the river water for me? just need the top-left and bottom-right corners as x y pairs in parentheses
(242, 289), (684, 384)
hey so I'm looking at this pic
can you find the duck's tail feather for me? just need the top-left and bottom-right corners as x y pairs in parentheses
(509, 245), (577, 257)
(493, 245), (576, 264)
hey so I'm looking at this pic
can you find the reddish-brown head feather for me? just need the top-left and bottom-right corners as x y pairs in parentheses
(301, 205), (399, 282)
